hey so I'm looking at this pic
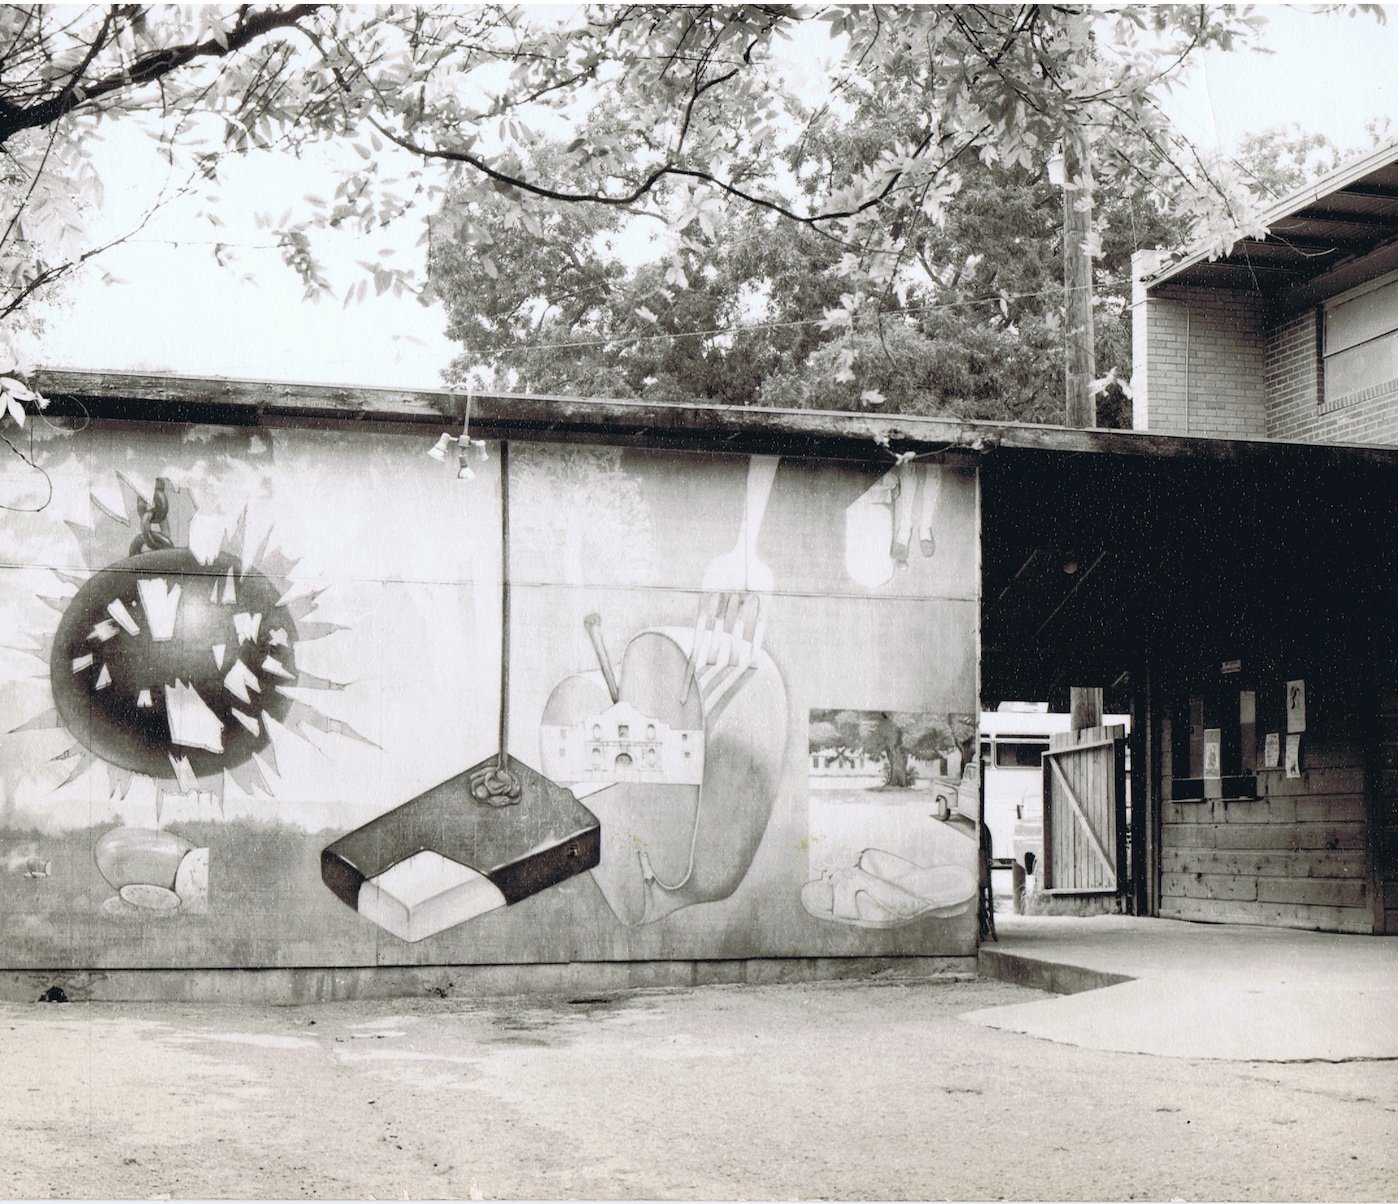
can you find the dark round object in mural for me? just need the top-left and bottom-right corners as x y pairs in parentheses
(50, 548), (298, 781)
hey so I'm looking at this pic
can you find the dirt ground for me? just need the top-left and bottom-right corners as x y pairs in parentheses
(2, 975), (1395, 1201)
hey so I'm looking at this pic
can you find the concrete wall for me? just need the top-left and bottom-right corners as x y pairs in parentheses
(1132, 286), (1269, 438)
(0, 423), (981, 969)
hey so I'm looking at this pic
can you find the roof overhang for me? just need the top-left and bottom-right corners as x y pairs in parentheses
(1145, 139), (1398, 312)
(31, 367), (1398, 471)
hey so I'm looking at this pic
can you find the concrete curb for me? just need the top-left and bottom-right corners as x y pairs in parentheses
(0, 954), (977, 1004)
(977, 946), (1133, 995)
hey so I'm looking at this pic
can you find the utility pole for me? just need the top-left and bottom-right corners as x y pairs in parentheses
(1062, 140), (1096, 431)
(1059, 137), (1103, 732)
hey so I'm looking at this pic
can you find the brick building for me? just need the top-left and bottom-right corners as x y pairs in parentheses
(1133, 141), (1398, 445)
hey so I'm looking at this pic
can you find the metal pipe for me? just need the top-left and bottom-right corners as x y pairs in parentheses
(498, 440), (511, 771)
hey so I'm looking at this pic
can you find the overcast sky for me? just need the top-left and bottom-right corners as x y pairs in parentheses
(34, 4), (1398, 390)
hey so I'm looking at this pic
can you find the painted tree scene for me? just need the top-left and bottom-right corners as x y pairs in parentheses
(809, 708), (962, 790)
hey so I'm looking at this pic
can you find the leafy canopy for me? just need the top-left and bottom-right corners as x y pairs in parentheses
(0, 3), (1283, 433)
(430, 143), (1186, 424)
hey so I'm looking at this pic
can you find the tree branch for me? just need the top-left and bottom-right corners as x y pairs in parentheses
(0, 4), (324, 146)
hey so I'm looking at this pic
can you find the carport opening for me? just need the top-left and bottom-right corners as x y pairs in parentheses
(977, 438), (1398, 934)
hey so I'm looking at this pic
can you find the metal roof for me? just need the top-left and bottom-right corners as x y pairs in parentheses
(1146, 139), (1398, 298)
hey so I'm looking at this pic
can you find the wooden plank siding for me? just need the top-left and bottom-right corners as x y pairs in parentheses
(1371, 688), (1398, 934)
(1159, 726), (1374, 934)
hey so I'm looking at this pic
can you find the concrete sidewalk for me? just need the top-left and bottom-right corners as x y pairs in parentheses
(971, 914), (1398, 1061)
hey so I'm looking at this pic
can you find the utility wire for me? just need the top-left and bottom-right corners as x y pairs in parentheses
(492, 283), (1105, 358)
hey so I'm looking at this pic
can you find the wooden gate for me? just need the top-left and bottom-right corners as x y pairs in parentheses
(1041, 724), (1127, 895)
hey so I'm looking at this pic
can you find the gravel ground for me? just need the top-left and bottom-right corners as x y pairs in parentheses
(2, 975), (1395, 1201)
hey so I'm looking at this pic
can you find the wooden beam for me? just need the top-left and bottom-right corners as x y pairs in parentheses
(1276, 237), (1398, 317)
(31, 367), (995, 463)
(1284, 205), (1398, 229)
(994, 549), (1040, 604)
(1033, 551), (1109, 640)
(1244, 230), (1375, 253)
(32, 367), (1398, 471)
(1047, 735), (1120, 754)
(1332, 184), (1398, 202)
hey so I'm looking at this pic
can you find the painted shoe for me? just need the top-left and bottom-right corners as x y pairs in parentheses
(800, 854), (975, 928)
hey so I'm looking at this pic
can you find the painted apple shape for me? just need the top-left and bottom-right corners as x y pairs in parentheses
(541, 625), (787, 926)
(50, 548), (297, 781)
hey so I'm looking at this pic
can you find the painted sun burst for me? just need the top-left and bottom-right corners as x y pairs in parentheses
(7, 472), (371, 808)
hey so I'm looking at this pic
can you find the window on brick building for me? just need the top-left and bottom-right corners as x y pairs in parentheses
(1323, 270), (1398, 411)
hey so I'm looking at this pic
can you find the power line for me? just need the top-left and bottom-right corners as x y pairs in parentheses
(493, 283), (1086, 358)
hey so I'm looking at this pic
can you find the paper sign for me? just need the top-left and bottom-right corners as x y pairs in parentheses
(1286, 679), (1306, 733)
(1202, 728), (1221, 776)
(1285, 733), (1302, 779)
(1263, 732), (1280, 769)
(1239, 690), (1258, 772)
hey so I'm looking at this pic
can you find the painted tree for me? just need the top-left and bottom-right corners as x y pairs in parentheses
(809, 709), (956, 787)
(0, 4), (1281, 436)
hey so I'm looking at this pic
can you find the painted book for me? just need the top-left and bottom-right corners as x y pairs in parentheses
(321, 755), (601, 942)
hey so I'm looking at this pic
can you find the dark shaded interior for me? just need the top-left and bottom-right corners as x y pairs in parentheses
(980, 437), (1398, 922)
(980, 440), (1398, 708)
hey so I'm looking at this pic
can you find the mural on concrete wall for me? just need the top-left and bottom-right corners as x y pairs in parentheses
(845, 461), (945, 589)
(317, 443), (606, 944)
(43, 476), (369, 786)
(534, 455), (789, 927)
(95, 827), (208, 918)
(320, 756), (602, 943)
(539, 605), (787, 928)
(803, 709), (978, 927)
(0, 427), (978, 967)
(322, 453), (788, 939)
(0, 425), (494, 966)
(6, 470), (371, 919)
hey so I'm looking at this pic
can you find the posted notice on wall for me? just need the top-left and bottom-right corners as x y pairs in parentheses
(1263, 732), (1281, 769)
(1286, 679), (1307, 733)
(1285, 733), (1302, 779)
(1203, 728), (1222, 777)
